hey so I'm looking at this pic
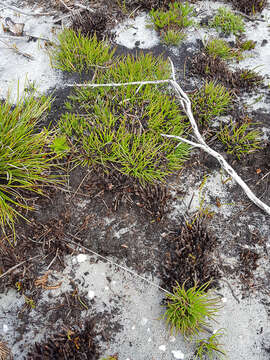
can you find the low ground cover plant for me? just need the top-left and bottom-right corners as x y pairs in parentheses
(162, 281), (221, 339)
(0, 94), (57, 234)
(205, 38), (242, 61)
(149, 1), (194, 46)
(58, 52), (190, 184)
(51, 29), (115, 73)
(217, 120), (262, 159)
(190, 81), (232, 125)
(195, 330), (226, 359)
(210, 7), (245, 36)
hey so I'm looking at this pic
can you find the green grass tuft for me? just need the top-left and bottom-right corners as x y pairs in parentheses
(195, 330), (226, 359)
(0, 94), (58, 234)
(58, 53), (190, 184)
(205, 38), (241, 61)
(150, 1), (194, 31)
(163, 30), (186, 46)
(190, 81), (232, 125)
(162, 281), (221, 339)
(51, 29), (115, 73)
(217, 120), (262, 159)
(210, 7), (245, 35)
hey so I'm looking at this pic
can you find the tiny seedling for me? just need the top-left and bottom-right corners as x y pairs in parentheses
(162, 281), (221, 339)
(51, 29), (115, 73)
(217, 120), (262, 159)
(195, 330), (226, 359)
(210, 7), (245, 35)
(163, 30), (186, 46)
(205, 38), (241, 61)
(190, 81), (232, 125)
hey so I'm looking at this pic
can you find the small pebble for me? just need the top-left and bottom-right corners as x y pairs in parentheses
(88, 290), (95, 299)
(77, 254), (87, 263)
(159, 345), (166, 352)
(171, 350), (184, 359)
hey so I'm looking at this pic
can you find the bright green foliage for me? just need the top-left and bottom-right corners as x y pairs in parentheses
(205, 38), (241, 60)
(0, 95), (57, 233)
(59, 54), (190, 184)
(50, 135), (70, 157)
(162, 281), (221, 339)
(163, 30), (186, 46)
(190, 81), (232, 125)
(150, 1), (194, 30)
(195, 330), (226, 359)
(239, 39), (256, 51)
(52, 29), (115, 73)
(217, 120), (262, 159)
(210, 7), (245, 35)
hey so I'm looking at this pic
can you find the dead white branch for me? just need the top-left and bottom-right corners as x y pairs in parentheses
(66, 79), (170, 88)
(164, 57), (270, 216)
(65, 59), (270, 216)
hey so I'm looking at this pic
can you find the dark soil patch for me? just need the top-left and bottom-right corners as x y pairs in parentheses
(227, 0), (268, 15)
(189, 52), (264, 93)
(26, 319), (100, 360)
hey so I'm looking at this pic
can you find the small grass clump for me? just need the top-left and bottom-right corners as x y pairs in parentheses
(162, 281), (221, 339)
(59, 53), (190, 184)
(0, 95), (57, 233)
(238, 39), (256, 51)
(210, 7), (245, 36)
(195, 330), (226, 359)
(217, 120), (262, 159)
(150, 1), (194, 30)
(190, 81), (232, 125)
(205, 38), (241, 61)
(52, 29), (115, 73)
(163, 30), (186, 46)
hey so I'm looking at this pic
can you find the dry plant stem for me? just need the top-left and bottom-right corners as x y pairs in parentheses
(0, 1), (56, 16)
(67, 61), (270, 216)
(64, 233), (174, 296)
(66, 79), (170, 88)
(0, 254), (41, 280)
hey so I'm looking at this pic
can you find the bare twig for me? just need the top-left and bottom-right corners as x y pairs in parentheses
(64, 233), (174, 296)
(0, 254), (41, 280)
(63, 59), (270, 216)
(0, 38), (34, 60)
(66, 79), (170, 88)
(0, 1), (56, 16)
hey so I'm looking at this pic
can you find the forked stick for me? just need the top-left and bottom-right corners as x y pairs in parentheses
(66, 60), (270, 216)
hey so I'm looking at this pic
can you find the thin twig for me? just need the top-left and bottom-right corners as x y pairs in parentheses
(64, 233), (174, 296)
(65, 79), (170, 88)
(0, 254), (41, 280)
(0, 38), (34, 60)
(0, 1), (56, 16)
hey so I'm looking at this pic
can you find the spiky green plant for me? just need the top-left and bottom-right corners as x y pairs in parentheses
(162, 281), (221, 339)
(150, 1), (194, 31)
(205, 38), (241, 61)
(210, 7), (245, 35)
(217, 120), (262, 159)
(0, 94), (58, 234)
(51, 29), (115, 73)
(239, 39), (256, 51)
(190, 81), (232, 125)
(58, 53), (190, 184)
(195, 330), (226, 359)
(163, 30), (186, 46)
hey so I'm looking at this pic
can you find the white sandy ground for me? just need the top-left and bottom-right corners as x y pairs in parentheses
(0, 254), (269, 359)
(0, 0), (61, 101)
